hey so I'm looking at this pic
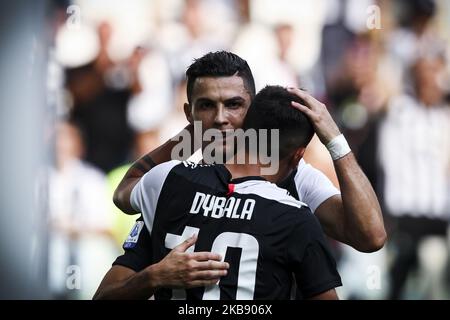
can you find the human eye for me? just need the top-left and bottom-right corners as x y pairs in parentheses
(198, 101), (214, 110)
(226, 100), (243, 109)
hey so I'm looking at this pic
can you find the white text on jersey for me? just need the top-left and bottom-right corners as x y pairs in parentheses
(189, 192), (255, 220)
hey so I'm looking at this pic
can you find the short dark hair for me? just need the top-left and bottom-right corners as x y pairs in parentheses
(186, 51), (256, 103)
(242, 85), (314, 158)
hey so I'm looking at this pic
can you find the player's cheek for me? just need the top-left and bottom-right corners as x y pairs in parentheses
(194, 112), (214, 130)
(230, 110), (247, 129)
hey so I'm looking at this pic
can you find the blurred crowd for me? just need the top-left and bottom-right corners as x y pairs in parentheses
(45, 0), (450, 299)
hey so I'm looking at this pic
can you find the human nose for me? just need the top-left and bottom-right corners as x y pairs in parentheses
(214, 105), (229, 128)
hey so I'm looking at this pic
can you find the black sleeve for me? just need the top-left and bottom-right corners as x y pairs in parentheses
(287, 212), (342, 299)
(112, 216), (153, 272)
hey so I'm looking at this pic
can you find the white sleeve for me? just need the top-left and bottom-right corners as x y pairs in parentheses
(294, 159), (340, 213)
(130, 160), (180, 234)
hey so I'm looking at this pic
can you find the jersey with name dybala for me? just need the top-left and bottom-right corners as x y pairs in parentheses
(130, 160), (341, 300)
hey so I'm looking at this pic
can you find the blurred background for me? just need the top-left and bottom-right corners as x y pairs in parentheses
(1, 0), (449, 299)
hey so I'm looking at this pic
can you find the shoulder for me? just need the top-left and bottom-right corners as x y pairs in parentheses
(295, 159), (321, 181)
(288, 206), (326, 242)
(294, 159), (334, 189)
(140, 160), (182, 188)
(236, 180), (316, 231)
(235, 180), (308, 210)
(169, 161), (230, 191)
(293, 159), (340, 213)
(296, 159), (312, 177)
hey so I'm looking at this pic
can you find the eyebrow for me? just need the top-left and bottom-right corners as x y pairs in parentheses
(224, 97), (246, 103)
(194, 96), (246, 104)
(194, 98), (215, 105)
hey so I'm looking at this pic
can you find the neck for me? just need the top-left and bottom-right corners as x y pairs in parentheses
(225, 162), (262, 179)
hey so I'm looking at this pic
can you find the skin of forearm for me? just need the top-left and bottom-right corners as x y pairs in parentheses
(334, 152), (386, 252)
(93, 267), (159, 300)
(149, 123), (195, 165)
(113, 176), (141, 214)
(113, 125), (195, 213)
(308, 289), (339, 300)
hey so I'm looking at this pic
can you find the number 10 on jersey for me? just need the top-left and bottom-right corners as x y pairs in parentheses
(165, 226), (259, 300)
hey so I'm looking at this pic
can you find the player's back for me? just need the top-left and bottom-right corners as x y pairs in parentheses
(133, 161), (341, 300)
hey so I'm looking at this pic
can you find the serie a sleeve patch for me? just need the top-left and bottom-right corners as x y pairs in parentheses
(123, 221), (144, 249)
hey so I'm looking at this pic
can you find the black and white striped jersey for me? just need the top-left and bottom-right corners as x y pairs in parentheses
(114, 159), (339, 274)
(126, 160), (341, 300)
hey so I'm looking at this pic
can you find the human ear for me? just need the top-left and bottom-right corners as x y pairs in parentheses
(290, 147), (306, 168)
(184, 103), (193, 124)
